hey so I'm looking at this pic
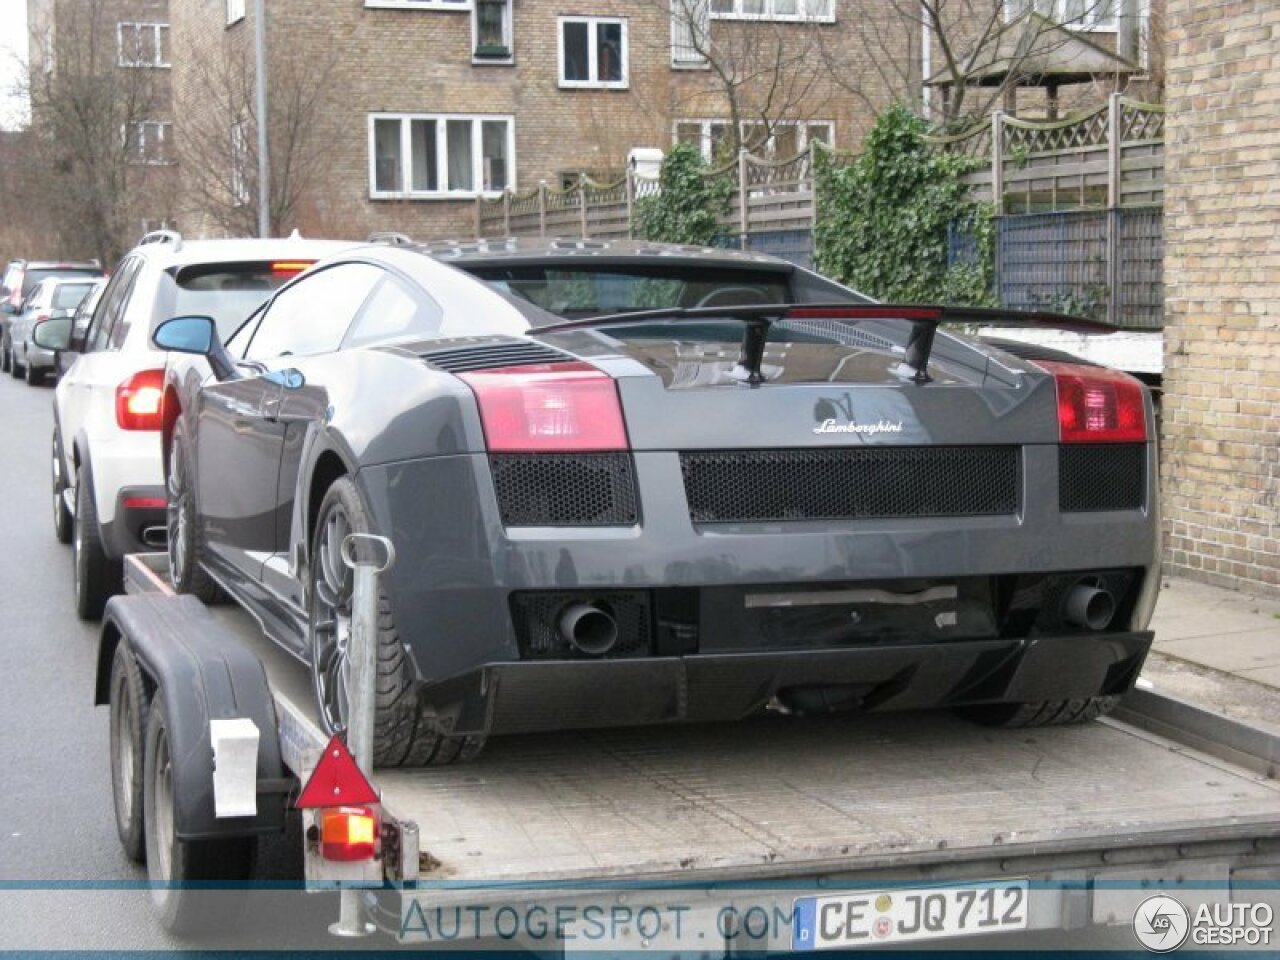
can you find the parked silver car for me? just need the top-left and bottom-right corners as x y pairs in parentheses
(9, 276), (102, 385)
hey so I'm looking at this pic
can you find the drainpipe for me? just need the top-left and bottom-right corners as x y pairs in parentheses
(921, 2), (932, 114)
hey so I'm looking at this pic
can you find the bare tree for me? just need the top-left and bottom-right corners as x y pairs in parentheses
(22, 0), (167, 264)
(818, 0), (1147, 128)
(176, 39), (339, 237)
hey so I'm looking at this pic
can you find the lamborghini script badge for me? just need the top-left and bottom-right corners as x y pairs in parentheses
(813, 419), (904, 436)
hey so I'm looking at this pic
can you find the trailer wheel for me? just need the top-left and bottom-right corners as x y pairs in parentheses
(957, 695), (1122, 729)
(109, 642), (149, 863)
(143, 697), (257, 936)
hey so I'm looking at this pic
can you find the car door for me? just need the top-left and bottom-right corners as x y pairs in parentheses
(55, 258), (142, 479)
(196, 261), (382, 599)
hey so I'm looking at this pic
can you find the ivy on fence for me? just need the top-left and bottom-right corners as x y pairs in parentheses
(814, 104), (995, 306)
(633, 144), (733, 247)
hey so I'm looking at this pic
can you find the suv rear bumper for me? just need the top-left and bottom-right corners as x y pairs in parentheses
(100, 486), (167, 557)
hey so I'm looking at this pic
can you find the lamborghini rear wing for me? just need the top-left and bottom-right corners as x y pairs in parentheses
(538, 303), (1117, 384)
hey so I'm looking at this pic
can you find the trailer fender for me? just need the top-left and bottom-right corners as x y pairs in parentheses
(97, 593), (288, 840)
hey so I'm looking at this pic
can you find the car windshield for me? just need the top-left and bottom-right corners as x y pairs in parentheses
(171, 264), (304, 339)
(461, 264), (791, 320)
(52, 282), (97, 310)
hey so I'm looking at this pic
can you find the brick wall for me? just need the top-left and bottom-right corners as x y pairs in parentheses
(172, 0), (908, 242)
(1162, 0), (1280, 594)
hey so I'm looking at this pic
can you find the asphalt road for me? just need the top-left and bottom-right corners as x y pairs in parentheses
(0, 371), (1155, 953)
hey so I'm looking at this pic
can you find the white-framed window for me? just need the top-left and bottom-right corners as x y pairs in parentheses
(125, 121), (173, 165)
(671, 0), (710, 68)
(369, 114), (514, 198)
(230, 121), (250, 206)
(674, 119), (833, 163)
(1004, 0), (1117, 30)
(117, 22), (169, 67)
(472, 0), (512, 60)
(557, 17), (628, 89)
(226, 0), (246, 25)
(42, 27), (54, 74)
(709, 0), (835, 23)
(364, 0), (472, 10)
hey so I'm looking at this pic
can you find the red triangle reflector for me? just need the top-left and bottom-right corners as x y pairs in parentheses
(296, 735), (379, 809)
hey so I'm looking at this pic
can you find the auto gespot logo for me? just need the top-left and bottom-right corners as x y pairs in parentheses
(1133, 894), (1274, 952)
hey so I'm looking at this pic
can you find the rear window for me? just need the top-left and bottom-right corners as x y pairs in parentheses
(171, 263), (311, 339)
(52, 282), (97, 310)
(461, 265), (792, 321)
(24, 267), (102, 297)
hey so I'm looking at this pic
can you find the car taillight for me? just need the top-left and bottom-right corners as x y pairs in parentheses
(115, 369), (165, 431)
(1036, 361), (1147, 443)
(271, 260), (315, 275)
(459, 362), (629, 452)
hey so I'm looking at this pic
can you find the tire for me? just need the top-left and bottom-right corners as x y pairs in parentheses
(1, 344), (9, 373)
(143, 697), (257, 936)
(957, 695), (1122, 729)
(8, 348), (21, 378)
(109, 642), (149, 863)
(166, 418), (223, 602)
(309, 476), (485, 767)
(52, 430), (73, 544)
(25, 359), (45, 386)
(73, 461), (123, 620)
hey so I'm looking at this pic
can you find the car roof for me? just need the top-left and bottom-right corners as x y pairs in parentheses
(19, 259), (102, 270)
(129, 236), (359, 269)
(410, 236), (795, 271)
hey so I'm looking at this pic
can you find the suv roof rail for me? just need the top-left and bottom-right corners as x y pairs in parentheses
(367, 231), (413, 246)
(138, 229), (183, 251)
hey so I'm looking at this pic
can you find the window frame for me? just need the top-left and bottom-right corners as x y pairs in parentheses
(708, 0), (836, 24)
(674, 118), (834, 163)
(230, 121), (250, 207)
(117, 22), (169, 68)
(367, 113), (516, 199)
(1002, 0), (1118, 31)
(557, 16), (629, 90)
(363, 0), (472, 10)
(471, 0), (513, 62)
(124, 120), (174, 166)
(226, 0), (246, 26)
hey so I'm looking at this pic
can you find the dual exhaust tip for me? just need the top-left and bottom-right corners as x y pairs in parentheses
(558, 603), (619, 656)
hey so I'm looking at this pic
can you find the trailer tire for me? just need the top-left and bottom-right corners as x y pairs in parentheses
(110, 642), (149, 863)
(957, 695), (1122, 729)
(144, 696), (257, 936)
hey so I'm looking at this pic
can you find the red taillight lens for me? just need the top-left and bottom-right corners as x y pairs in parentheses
(319, 806), (379, 862)
(115, 369), (166, 431)
(271, 260), (315, 275)
(459, 362), (628, 452)
(1036, 361), (1147, 443)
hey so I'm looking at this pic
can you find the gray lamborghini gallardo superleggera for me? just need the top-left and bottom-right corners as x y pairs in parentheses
(157, 238), (1158, 766)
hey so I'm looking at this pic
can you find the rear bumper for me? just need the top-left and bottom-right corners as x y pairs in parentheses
(99, 485), (167, 557)
(427, 630), (1153, 736)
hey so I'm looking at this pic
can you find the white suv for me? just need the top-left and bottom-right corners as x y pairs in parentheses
(45, 231), (353, 618)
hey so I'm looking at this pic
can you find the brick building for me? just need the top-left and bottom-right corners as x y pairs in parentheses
(1162, 0), (1280, 594)
(26, 0), (178, 262)
(168, 0), (919, 241)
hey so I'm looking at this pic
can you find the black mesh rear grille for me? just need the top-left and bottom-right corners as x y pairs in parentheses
(1059, 444), (1145, 512)
(511, 591), (653, 660)
(423, 341), (569, 372)
(680, 447), (1020, 523)
(491, 453), (638, 526)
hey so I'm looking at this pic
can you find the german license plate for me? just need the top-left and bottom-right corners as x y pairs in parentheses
(792, 880), (1029, 950)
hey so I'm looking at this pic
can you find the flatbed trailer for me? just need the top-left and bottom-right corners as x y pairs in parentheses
(98, 552), (1280, 951)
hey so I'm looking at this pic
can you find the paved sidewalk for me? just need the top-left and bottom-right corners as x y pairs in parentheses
(1149, 574), (1280, 688)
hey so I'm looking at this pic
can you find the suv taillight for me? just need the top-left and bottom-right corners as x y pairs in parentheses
(115, 369), (165, 431)
(459, 362), (628, 452)
(1036, 361), (1147, 443)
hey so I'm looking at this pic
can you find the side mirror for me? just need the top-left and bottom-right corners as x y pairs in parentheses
(32, 314), (74, 352)
(153, 315), (241, 382)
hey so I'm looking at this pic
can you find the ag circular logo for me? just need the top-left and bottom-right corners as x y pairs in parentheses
(1133, 894), (1191, 952)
